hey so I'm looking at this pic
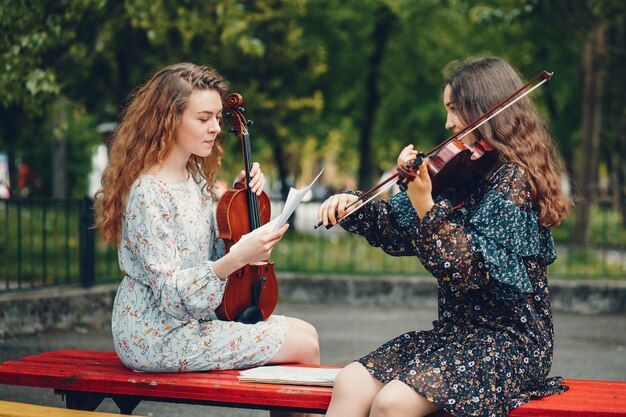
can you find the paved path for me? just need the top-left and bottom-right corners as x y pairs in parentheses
(1, 303), (625, 416)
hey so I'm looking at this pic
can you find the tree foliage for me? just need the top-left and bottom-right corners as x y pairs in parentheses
(0, 0), (624, 244)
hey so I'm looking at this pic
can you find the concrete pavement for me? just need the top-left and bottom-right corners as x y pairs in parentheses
(1, 302), (625, 416)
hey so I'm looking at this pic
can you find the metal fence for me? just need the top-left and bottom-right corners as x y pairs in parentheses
(0, 198), (94, 292)
(1, 197), (625, 293)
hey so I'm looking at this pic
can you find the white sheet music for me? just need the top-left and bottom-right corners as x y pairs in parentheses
(271, 169), (324, 231)
(238, 365), (340, 386)
(236, 169), (324, 243)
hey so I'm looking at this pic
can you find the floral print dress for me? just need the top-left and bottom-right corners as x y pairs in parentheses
(340, 163), (567, 417)
(111, 175), (288, 372)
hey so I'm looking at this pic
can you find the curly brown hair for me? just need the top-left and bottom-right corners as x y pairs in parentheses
(95, 63), (229, 243)
(444, 57), (570, 227)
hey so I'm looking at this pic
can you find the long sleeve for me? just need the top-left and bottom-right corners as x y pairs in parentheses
(122, 180), (227, 321)
(415, 197), (489, 292)
(339, 191), (421, 256)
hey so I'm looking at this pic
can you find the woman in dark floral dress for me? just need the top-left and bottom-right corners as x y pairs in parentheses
(318, 57), (570, 417)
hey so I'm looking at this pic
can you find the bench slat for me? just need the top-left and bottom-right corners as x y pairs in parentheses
(0, 400), (146, 417)
(1, 350), (625, 416)
(2, 355), (118, 368)
(39, 350), (119, 360)
(0, 357), (242, 382)
(508, 379), (626, 417)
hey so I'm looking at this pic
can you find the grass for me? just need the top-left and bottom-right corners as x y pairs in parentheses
(552, 203), (626, 248)
(273, 232), (427, 275)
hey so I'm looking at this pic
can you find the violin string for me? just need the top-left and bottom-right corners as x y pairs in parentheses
(241, 122), (262, 230)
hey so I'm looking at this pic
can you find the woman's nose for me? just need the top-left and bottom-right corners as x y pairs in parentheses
(445, 114), (455, 130)
(209, 118), (221, 133)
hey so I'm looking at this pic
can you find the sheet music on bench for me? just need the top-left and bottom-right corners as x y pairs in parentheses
(238, 365), (340, 387)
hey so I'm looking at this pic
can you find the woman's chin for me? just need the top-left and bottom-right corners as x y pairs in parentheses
(194, 147), (213, 158)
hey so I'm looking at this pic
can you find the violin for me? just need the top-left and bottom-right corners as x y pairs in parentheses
(215, 93), (278, 324)
(315, 70), (553, 229)
(398, 136), (497, 199)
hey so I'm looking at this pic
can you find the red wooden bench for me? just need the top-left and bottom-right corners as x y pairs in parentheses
(0, 350), (624, 416)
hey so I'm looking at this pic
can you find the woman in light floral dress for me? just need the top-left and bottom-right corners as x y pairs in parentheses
(95, 64), (319, 417)
(318, 57), (570, 417)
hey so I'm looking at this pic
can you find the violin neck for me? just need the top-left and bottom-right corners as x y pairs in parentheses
(241, 131), (262, 230)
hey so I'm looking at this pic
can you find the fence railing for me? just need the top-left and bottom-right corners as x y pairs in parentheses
(1, 197), (625, 292)
(0, 197), (95, 292)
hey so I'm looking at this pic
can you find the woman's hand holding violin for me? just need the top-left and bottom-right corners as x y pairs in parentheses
(235, 161), (265, 196)
(317, 193), (361, 227)
(397, 144), (420, 168)
(398, 145), (435, 219)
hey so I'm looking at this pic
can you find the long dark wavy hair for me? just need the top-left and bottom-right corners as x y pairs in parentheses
(444, 57), (570, 227)
(95, 63), (229, 243)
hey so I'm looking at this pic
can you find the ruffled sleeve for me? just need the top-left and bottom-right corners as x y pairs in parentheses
(339, 191), (420, 256)
(469, 187), (556, 299)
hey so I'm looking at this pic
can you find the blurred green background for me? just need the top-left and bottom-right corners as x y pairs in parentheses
(1, 0), (625, 284)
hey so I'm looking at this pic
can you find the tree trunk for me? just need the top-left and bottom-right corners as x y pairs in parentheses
(271, 138), (290, 202)
(571, 22), (608, 250)
(52, 97), (67, 199)
(617, 112), (626, 225)
(357, 5), (394, 190)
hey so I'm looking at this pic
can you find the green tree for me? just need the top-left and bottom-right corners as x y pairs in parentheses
(1, 0), (330, 199)
(514, 0), (626, 248)
(451, 0), (626, 248)
(0, 0), (109, 197)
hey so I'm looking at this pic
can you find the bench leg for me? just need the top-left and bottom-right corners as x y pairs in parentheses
(63, 391), (105, 411)
(113, 396), (141, 415)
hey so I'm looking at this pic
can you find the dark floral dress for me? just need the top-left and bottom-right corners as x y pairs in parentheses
(340, 163), (567, 417)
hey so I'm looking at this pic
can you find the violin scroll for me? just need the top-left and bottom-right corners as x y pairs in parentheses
(224, 93), (247, 136)
(226, 93), (244, 108)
